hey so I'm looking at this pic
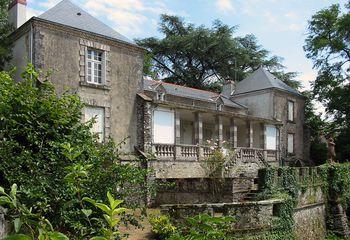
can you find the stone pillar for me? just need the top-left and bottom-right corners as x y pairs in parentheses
(175, 110), (181, 159)
(263, 123), (267, 161)
(229, 118), (237, 148)
(263, 123), (267, 149)
(194, 112), (203, 145)
(277, 126), (281, 165)
(143, 102), (153, 152)
(215, 116), (223, 147)
(195, 112), (203, 160)
(247, 121), (253, 148)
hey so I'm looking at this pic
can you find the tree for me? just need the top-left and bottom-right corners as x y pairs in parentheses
(137, 14), (300, 91)
(304, 3), (350, 162)
(304, 3), (350, 126)
(0, 65), (151, 237)
(0, 0), (13, 70)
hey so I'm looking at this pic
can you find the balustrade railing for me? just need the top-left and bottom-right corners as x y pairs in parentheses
(152, 144), (278, 163)
(153, 143), (175, 158)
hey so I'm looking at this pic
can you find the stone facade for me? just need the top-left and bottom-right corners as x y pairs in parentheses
(10, 18), (145, 153)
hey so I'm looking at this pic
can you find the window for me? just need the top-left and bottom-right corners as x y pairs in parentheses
(153, 108), (175, 144)
(288, 101), (294, 121)
(266, 125), (277, 150)
(287, 133), (294, 154)
(85, 107), (105, 142)
(86, 49), (104, 84)
(216, 103), (223, 111)
(157, 92), (165, 101)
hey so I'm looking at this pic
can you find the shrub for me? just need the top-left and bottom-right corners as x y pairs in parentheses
(0, 65), (151, 238)
(149, 215), (176, 239)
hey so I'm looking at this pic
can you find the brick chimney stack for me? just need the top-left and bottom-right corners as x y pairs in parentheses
(8, 0), (27, 29)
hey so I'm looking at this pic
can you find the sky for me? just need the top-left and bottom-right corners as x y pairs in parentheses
(26, 0), (347, 93)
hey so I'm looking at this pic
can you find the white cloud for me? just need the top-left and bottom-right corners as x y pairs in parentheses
(26, 7), (43, 19)
(38, 0), (60, 9)
(284, 11), (298, 19)
(263, 11), (276, 23)
(216, 0), (235, 14)
(299, 71), (316, 91)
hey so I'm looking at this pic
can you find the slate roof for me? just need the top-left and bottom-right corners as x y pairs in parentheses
(234, 67), (303, 96)
(143, 79), (247, 109)
(37, 0), (134, 45)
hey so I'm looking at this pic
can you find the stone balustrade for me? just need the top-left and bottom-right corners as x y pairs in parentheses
(152, 143), (277, 163)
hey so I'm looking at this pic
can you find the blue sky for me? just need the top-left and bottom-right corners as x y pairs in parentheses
(26, 0), (347, 91)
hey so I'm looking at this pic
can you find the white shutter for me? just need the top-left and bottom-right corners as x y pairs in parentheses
(266, 125), (277, 150)
(288, 134), (294, 153)
(85, 107), (105, 142)
(153, 108), (175, 144)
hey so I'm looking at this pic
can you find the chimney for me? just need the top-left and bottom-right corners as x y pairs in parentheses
(8, 0), (27, 29)
(221, 80), (235, 98)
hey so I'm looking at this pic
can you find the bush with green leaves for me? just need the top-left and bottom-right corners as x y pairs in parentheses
(0, 65), (151, 238)
(149, 214), (235, 240)
(0, 184), (68, 240)
(149, 215), (176, 239)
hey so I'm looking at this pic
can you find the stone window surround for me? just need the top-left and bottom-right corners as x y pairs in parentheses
(79, 38), (111, 90)
(81, 97), (111, 142)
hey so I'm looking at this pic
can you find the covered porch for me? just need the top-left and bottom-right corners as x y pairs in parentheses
(151, 107), (280, 163)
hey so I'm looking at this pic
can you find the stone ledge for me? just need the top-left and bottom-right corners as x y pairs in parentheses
(79, 81), (111, 90)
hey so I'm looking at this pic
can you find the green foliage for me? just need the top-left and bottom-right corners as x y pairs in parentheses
(83, 192), (126, 240)
(0, 65), (152, 238)
(0, 184), (68, 240)
(0, 0), (13, 70)
(149, 215), (176, 239)
(167, 214), (235, 240)
(137, 14), (300, 91)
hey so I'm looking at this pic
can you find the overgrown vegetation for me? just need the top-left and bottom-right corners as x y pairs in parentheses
(0, 65), (152, 238)
(150, 214), (235, 240)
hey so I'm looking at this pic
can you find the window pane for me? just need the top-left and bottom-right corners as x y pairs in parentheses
(266, 125), (277, 150)
(288, 134), (294, 153)
(288, 101), (294, 121)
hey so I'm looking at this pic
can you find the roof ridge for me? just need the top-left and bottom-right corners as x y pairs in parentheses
(145, 79), (219, 95)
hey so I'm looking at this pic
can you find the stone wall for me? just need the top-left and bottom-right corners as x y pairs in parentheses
(12, 19), (145, 154)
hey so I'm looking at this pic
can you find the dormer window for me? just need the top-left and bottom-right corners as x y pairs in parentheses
(157, 92), (165, 101)
(216, 103), (223, 111)
(86, 49), (105, 85)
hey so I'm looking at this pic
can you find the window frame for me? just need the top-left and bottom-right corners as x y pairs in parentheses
(287, 100), (295, 122)
(85, 48), (105, 85)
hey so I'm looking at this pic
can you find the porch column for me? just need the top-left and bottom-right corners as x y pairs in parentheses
(263, 123), (267, 149)
(175, 110), (181, 159)
(247, 120), (253, 148)
(195, 112), (203, 160)
(215, 116), (223, 147)
(194, 112), (203, 145)
(277, 126), (281, 165)
(263, 123), (267, 161)
(229, 118), (237, 148)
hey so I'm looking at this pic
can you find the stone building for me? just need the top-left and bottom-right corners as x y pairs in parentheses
(8, 0), (309, 197)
